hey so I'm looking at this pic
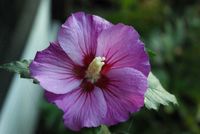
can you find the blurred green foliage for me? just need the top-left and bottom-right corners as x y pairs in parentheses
(37, 0), (200, 134)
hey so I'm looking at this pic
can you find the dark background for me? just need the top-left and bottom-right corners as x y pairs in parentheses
(0, 0), (200, 134)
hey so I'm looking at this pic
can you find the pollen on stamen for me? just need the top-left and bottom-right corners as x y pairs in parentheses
(85, 56), (105, 83)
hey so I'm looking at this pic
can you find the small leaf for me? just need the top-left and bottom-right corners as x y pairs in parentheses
(147, 48), (156, 58)
(145, 72), (178, 110)
(97, 125), (111, 134)
(81, 125), (111, 134)
(0, 59), (31, 79)
(81, 127), (101, 134)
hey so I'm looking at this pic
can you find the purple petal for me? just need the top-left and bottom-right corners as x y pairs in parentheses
(44, 91), (65, 103)
(58, 12), (112, 65)
(101, 67), (148, 125)
(50, 87), (107, 131)
(96, 24), (150, 76)
(30, 42), (81, 94)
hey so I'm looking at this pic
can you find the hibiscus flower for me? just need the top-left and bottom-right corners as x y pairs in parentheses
(30, 12), (150, 131)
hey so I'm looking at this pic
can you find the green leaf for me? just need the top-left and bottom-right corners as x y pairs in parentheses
(0, 59), (31, 79)
(147, 48), (156, 58)
(81, 125), (111, 134)
(145, 72), (178, 110)
(81, 127), (101, 134)
(97, 125), (111, 134)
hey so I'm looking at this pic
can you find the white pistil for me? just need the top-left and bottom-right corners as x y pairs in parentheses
(85, 56), (105, 83)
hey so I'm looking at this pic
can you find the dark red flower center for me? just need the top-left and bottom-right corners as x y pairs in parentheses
(73, 55), (110, 92)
